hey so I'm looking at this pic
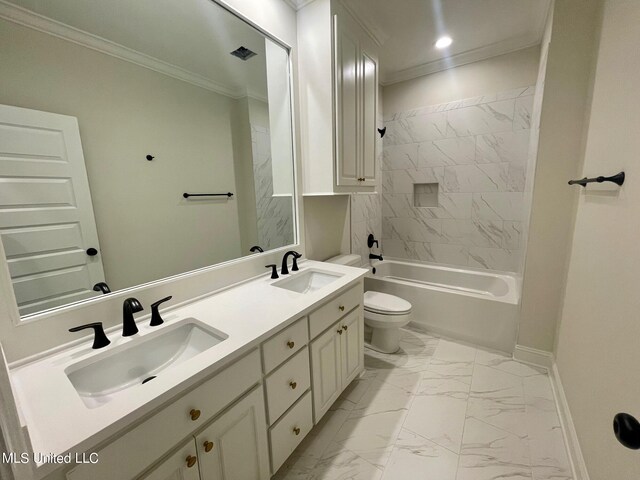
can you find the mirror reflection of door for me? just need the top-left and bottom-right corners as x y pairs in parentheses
(0, 105), (106, 315)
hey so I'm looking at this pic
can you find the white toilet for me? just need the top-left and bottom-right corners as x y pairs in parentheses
(326, 254), (413, 354)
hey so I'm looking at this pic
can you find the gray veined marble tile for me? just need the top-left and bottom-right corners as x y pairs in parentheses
(445, 99), (515, 137)
(402, 111), (448, 143)
(313, 443), (384, 480)
(379, 238), (418, 259)
(476, 130), (530, 164)
(383, 120), (414, 146)
(349, 379), (414, 419)
(404, 377), (470, 453)
(418, 136), (476, 167)
(468, 247), (519, 272)
(475, 350), (545, 378)
(382, 194), (414, 218)
(472, 192), (524, 222)
(333, 409), (407, 469)
(388, 167), (445, 194)
(471, 219), (504, 248)
(383, 144), (419, 170)
(514, 96), (534, 130)
(385, 217), (443, 243)
(381, 429), (459, 480)
(443, 165), (503, 193)
(503, 221), (522, 250)
(413, 242), (470, 267)
(457, 417), (532, 480)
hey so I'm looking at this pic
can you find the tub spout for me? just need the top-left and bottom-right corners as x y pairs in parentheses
(369, 253), (383, 261)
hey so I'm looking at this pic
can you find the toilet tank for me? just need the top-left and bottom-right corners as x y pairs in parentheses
(325, 254), (362, 267)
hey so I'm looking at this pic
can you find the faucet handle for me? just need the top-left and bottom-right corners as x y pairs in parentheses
(291, 251), (302, 272)
(266, 264), (279, 279)
(69, 322), (110, 349)
(150, 296), (172, 327)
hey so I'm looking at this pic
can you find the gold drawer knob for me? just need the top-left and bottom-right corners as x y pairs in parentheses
(338, 305), (345, 311)
(186, 455), (197, 468)
(190, 409), (201, 421)
(204, 441), (214, 453)
(287, 340), (295, 349)
(342, 325), (348, 331)
(289, 381), (297, 390)
(293, 427), (301, 436)
(337, 329), (343, 335)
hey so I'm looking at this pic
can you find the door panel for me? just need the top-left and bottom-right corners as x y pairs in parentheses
(196, 387), (269, 480)
(141, 439), (200, 480)
(334, 15), (360, 186)
(340, 309), (364, 386)
(0, 104), (105, 315)
(360, 51), (377, 186)
(310, 322), (342, 422)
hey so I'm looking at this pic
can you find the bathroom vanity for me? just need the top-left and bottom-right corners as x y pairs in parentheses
(8, 261), (366, 480)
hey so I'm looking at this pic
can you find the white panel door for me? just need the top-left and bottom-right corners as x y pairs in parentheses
(334, 15), (360, 187)
(310, 321), (342, 422)
(360, 50), (378, 186)
(340, 308), (364, 386)
(0, 104), (105, 315)
(196, 387), (269, 480)
(141, 439), (200, 480)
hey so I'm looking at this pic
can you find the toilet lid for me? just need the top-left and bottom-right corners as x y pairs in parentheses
(364, 291), (412, 315)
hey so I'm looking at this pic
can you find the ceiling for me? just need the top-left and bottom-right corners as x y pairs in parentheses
(3, 0), (276, 99)
(292, 0), (551, 85)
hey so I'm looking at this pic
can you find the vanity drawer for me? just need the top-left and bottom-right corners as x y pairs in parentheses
(269, 391), (313, 474)
(309, 283), (362, 338)
(67, 349), (261, 480)
(265, 347), (310, 424)
(262, 317), (308, 373)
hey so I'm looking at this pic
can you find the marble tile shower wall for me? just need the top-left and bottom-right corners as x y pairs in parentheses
(381, 86), (535, 272)
(351, 113), (384, 265)
(251, 125), (294, 250)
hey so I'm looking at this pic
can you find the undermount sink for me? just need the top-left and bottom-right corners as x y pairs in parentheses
(65, 320), (227, 409)
(272, 269), (343, 294)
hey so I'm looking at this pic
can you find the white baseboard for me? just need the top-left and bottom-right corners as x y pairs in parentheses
(549, 362), (590, 480)
(513, 344), (554, 368)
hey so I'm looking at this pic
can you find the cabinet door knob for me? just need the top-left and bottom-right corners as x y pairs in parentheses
(186, 455), (197, 468)
(293, 427), (301, 436)
(342, 325), (348, 331)
(287, 340), (295, 349)
(289, 381), (297, 390)
(337, 329), (343, 335)
(190, 409), (201, 421)
(338, 305), (345, 311)
(204, 441), (214, 453)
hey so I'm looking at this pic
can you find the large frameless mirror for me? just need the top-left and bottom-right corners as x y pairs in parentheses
(0, 0), (296, 318)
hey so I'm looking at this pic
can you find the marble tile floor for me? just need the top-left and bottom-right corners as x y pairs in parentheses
(274, 326), (572, 480)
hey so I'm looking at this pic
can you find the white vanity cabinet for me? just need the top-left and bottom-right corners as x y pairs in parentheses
(309, 288), (364, 422)
(298, 0), (379, 194)
(141, 439), (200, 480)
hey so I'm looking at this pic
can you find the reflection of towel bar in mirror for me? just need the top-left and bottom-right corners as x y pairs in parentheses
(183, 192), (234, 198)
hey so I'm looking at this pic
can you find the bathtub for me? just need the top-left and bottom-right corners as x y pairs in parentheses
(365, 259), (520, 353)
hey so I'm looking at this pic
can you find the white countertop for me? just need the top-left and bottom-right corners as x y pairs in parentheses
(9, 260), (367, 470)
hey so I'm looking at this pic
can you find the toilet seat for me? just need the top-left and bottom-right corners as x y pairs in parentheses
(364, 291), (412, 316)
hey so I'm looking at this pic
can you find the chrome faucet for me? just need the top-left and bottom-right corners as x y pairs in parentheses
(122, 297), (143, 336)
(281, 251), (302, 275)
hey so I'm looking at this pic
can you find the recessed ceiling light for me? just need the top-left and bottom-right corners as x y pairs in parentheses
(435, 36), (453, 49)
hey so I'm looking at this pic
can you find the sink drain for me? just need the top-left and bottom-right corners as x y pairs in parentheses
(142, 375), (157, 385)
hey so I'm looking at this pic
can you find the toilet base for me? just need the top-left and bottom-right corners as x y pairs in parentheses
(368, 326), (402, 354)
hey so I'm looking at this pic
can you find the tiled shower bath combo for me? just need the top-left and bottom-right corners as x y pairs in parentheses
(381, 86), (535, 272)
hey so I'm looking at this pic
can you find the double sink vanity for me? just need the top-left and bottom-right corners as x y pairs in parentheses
(9, 258), (367, 480)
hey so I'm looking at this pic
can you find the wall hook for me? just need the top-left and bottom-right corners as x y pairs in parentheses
(377, 127), (386, 138)
(146, 155), (155, 161)
(568, 171), (625, 187)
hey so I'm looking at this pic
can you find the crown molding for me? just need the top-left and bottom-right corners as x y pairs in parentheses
(381, 34), (542, 86)
(0, 0), (246, 99)
(283, 0), (317, 11)
(338, 0), (388, 47)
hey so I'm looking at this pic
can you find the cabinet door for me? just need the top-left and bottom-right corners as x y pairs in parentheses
(334, 15), (360, 186)
(360, 50), (378, 186)
(196, 387), (269, 480)
(339, 308), (364, 386)
(141, 439), (200, 480)
(310, 322), (342, 422)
